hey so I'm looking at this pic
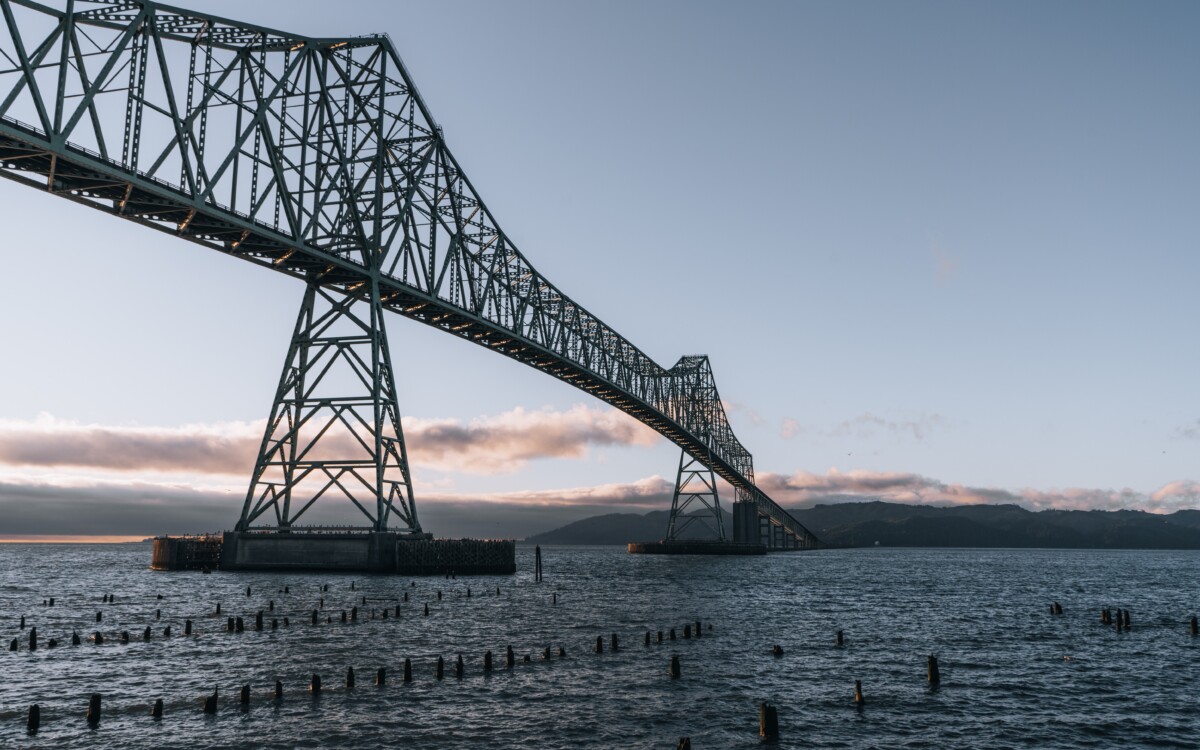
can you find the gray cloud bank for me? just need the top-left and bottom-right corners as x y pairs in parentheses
(0, 478), (672, 539)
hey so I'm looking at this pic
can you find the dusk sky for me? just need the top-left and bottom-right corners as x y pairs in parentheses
(0, 0), (1197, 540)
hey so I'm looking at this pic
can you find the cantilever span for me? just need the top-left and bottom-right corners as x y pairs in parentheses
(0, 0), (820, 548)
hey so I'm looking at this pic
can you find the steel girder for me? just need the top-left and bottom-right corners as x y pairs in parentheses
(0, 0), (819, 547)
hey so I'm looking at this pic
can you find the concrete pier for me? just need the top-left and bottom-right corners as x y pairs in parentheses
(153, 531), (516, 574)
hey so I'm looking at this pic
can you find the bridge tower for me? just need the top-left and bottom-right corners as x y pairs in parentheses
(237, 278), (422, 535)
(665, 449), (725, 541)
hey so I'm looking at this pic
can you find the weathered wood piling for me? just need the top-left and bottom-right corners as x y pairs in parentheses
(760, 701), (779, 740)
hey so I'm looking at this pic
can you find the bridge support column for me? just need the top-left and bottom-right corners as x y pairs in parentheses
(731, 501), (759, 544)
(665, 450), (725, 540)
(237, 279), (421, 534)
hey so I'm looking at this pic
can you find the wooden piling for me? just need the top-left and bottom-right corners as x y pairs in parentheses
(235, 616), (244, 633)
(163, 626), (171, 638)
(351, 606), (358, 621)
(96, 611), (102, 623)
(645, 631), (651, 646)
(543, 646), (552, 660)
(507, 644), (515, 668)
(928, 655), (941, 685)
(310, 674), (321, 696)
(346, 667), (355, 689)
(436, 656), (444, 680)
(156, 609), (161, 620)
(312, 609), (318, 625)
(594, 636), (603, 654)
(683, 624), (691, 639)
(1123, 609), (1131, 630)
(535, 544), (543, 582)
(404, 658), (413, 682)
(19, 614), (25, 629)
(456, 653), (464, 678)
(437, 590), (442, 601)
(695, 621), (701, 638)
(185, 620), (193, 636)
(669, 628), (676, 641)
(836, 630), (844, 647)
(87, 693), (102, 725)
(677, 738), (691, 750)
(395, 604), (400, 616)
(240, 684), (250, 705)
(483, 651), (493, 672)
(151, 698), (163, 719)
(9, 637), (17, 651)
(341, 610), (347, 623)
(255, 612), (263, 631)
(658, 630), (663, 643)
(47, 638), (57, 648)
(27, 704), (39, 735)
(376, 668), (386, 686)
(143, 626), (151, 641)
(246, 586), (251, 597)
(275, 679), (283, 699)
(71, 631), (81, 646)
(120, 630), (130, 644)
(668, 655), (681, 678)
(28, 627), (36, 651)
(773, 644), (783, 657)
(93, 631), (103, 645)
(1191, 615), (1198, 636)
(759, 701), (779, 740)
(854, 680), (865, 708)
(215, 603), (221, 615)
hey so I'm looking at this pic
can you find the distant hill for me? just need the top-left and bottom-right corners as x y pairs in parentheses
(524, 501), (1200, 549)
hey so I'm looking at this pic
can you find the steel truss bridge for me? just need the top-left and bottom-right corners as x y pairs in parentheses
(0, 0), (819, 549)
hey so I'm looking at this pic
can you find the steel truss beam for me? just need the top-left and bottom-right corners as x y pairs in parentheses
(0, 0), (819, 547)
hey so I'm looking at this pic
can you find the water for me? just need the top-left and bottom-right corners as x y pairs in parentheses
(1, 544), (1198, 749)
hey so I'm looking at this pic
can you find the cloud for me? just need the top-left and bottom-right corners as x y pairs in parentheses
(1174, 419), (1200, 440)
(823, 412), (944, 442)
(0, 406), (660, 477)
(408, 405), (659, 473)
(780, 418), (801, 439)
(756, 468), (1200, 514)
(0, 475), (674, 539)
(1, 469), (1197, 541)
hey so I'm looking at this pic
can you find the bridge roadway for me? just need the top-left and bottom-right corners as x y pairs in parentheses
(0, 0), (818, 548)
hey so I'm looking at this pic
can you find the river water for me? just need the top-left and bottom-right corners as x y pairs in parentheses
(0, 544), (1197, 749)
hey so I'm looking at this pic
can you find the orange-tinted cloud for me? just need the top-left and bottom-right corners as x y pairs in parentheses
(0, 406), (660, 477)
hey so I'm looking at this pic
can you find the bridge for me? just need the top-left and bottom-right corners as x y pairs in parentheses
(0, 0), (820, 552)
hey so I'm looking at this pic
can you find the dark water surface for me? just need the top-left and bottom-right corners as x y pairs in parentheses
(1, 544), (1198, 749)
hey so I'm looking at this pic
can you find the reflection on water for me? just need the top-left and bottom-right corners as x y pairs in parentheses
(1, 544), (1198, 748)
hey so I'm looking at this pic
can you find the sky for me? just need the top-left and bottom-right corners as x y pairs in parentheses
(0, 0), (1197, 540)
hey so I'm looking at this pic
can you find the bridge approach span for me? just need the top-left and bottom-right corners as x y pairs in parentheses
(0, 0), (819, 547)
